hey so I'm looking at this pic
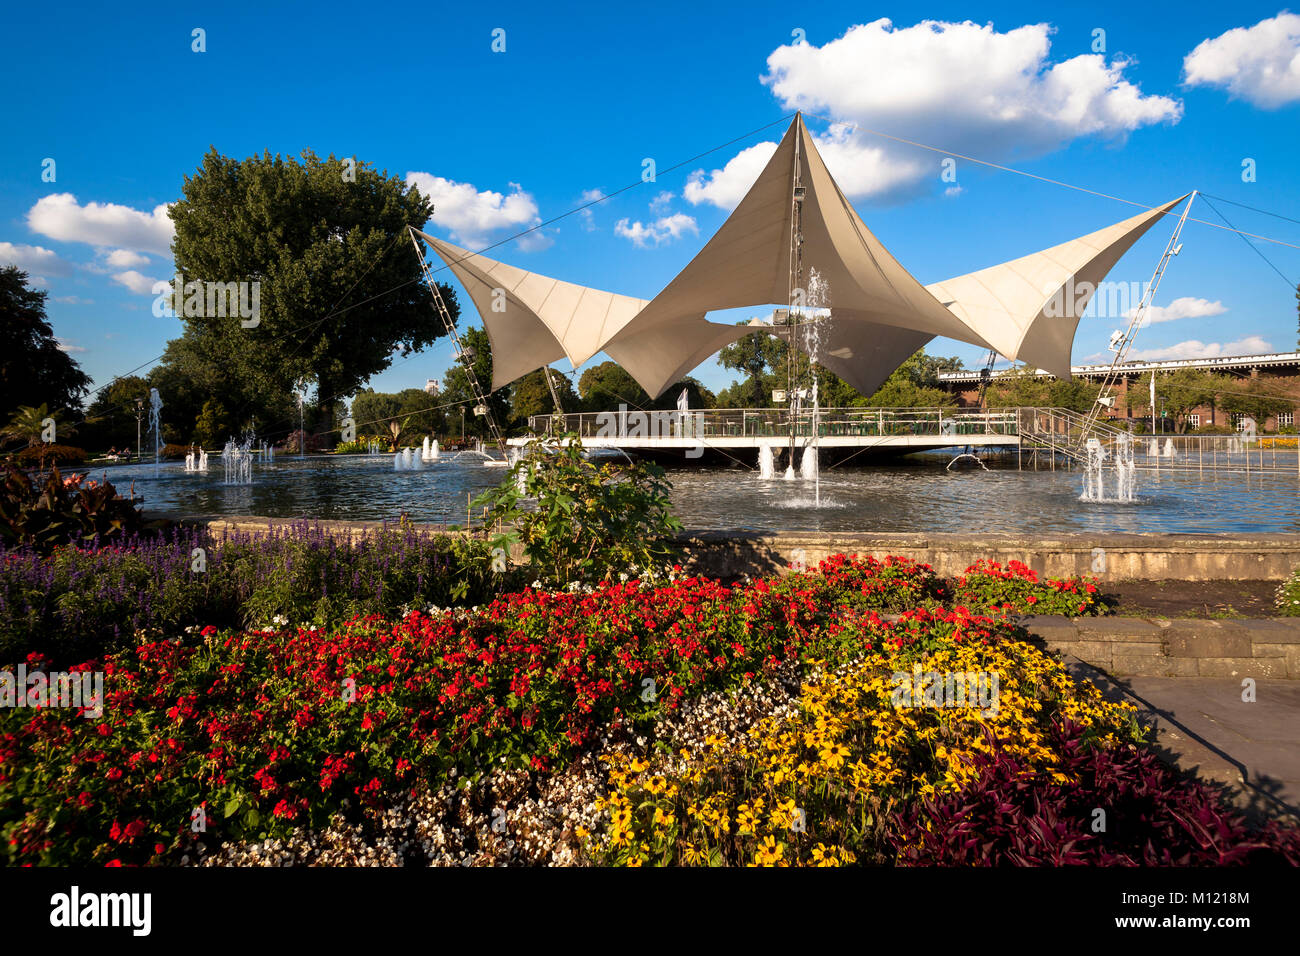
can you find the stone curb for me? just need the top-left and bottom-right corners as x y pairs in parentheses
(1019, 615), (1300, 679)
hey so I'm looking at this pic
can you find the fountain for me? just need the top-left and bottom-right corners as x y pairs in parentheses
(393, 447), (424, 471)
(422, 436), (431, 461)
(148, 388), (163, 475)
(758, 444), (776, 480)
(1081, 436), (1137, 503)
(184, 446), (208, 472)
(800, 445), (819, 481)
(221, 438), (253, 486)
(1148, 438), (1160, 457)
(1163, 438), (1176, 458)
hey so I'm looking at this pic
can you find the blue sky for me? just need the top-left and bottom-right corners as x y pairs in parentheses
(3, 1), (1298, 403)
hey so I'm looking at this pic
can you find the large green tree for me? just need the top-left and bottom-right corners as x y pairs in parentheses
(0, 267), (92, 420)
(577, 361), (651, 411)
(510, 368), (579, 427)
(164, 148), (457, 439)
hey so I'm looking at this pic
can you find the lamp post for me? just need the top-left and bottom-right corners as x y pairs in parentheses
(135, 397), (144, 462)
(460, 406), (466, 444)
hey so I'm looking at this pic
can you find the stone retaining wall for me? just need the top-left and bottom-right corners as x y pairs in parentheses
(1022, 616), (1300, 679)
(675, 531), (1300, 582)
(171, 518), (1300, 582)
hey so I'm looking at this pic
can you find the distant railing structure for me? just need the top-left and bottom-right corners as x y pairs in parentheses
(526, 407), (1020, 442)
(1016, 406), (1300, 477)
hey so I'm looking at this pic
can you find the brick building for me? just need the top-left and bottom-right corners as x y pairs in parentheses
(938, 351), (1300, 431)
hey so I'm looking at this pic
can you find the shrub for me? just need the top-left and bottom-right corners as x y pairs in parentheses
(0, 464), (143, 557)
(278, 430), (326, 453)
(13, 444), (87, 466)
(475, 436), (682, 588)
(1276, 566), (1300, 617)
(333, 440), (370, 455)
(158, 443), (192, 460)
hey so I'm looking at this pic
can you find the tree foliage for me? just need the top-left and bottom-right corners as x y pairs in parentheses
(0, 267), (91, 420)
(163, 148), (457, 438)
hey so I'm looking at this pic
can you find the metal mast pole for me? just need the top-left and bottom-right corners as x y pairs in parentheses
(1075, 191), (1197, 452)
(407, 226), (507, 455)
(786, 118), (805, 469)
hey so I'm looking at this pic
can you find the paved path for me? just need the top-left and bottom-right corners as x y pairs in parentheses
(1065, 658), (1300, 821)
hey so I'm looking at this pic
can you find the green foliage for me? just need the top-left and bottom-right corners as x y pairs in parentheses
(3, 403), (72, 448)
(82, 375), (150, 451)
(1275, 566), (1300, 617)
(333, 439), (370, 454)
(577, 361), (651, 411)
(350, 388), (442, 447)
(861, 352), (960, 409)
(0, 464), (143, 555)
(193, 399), (231, 448)
(474, 436), (683, 587)
(510, 369), (578, 425)
(13, 444), (88, 466)
(440, 327), (510, 437)
(163, 147), (455, 436)
(0, 267), (91, 420)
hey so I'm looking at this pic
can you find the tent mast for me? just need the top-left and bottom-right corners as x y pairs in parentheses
(786, 115), (806, 469)
(407, 226), (507, 455)
(1074, 192), (1197, 452)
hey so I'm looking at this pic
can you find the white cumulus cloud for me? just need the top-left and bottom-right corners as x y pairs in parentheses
(614, 213), (699, 247)
(405, 173), (542, 250)
(103, 248), (151, 269)
(1125, 296), (1227, 326)
(1183, 13), (1300, 108)
(26, 194), (174, 255)
(1123, 335), (1273, 362)
(690, 18), (1182, 208)
(0, 242), (74, 277)
(111, 270), (164, 295)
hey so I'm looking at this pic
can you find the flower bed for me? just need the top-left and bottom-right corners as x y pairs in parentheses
(953, 559), (1105, 617)
(1, 553), (1291, 867)
(0, 522), (510, 665)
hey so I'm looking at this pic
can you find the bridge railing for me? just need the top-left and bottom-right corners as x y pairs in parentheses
(527, 407), (1020, 440)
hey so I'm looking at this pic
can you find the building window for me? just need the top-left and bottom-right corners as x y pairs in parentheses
(1188, 413), (1200, 428)
(1280, 411), (1295, 428)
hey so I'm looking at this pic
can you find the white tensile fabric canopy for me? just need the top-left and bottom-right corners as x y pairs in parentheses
(414, 230), (667, 391)
(414, 114), (1187, 399)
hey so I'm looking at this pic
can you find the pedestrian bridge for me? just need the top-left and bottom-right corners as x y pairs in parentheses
(517, 407), (1021, 454)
